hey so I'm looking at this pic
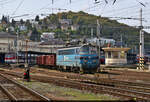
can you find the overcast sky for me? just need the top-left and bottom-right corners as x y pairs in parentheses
(0, 0), (150, 32)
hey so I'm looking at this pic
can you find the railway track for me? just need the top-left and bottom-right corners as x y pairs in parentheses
(31, 67), (150, 83)
(106, 69), (150, 78)
(103, 69), (150, 82)
(0, 73), (50, 101)
(3, 68), (150, 89)
(1, 70), (150, 100)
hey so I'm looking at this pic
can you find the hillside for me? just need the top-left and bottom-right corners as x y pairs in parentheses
(1, 11), (150, 51)
(42, 11), (150, 50)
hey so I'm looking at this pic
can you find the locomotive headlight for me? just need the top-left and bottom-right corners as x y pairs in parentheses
(84, 60), (87, 62)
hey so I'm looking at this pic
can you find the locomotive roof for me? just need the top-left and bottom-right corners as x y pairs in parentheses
(57, 44), (96, 50)
(57, 46), (81, 50)
(102, 47), (130, 51)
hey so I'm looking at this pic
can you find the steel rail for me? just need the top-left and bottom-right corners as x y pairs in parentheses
(2, 70), (150, 92)
(1, 70), (150, 100)
(31, 75), (150, 100)
(0, 73), (50, 101)
(0, 84), (17, 101)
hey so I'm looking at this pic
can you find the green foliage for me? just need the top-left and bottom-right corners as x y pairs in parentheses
(25, 20), (33, 30)
(30, 27), (40, 41)
(35, 15), (40, 21)
(1, 11), (150, 50)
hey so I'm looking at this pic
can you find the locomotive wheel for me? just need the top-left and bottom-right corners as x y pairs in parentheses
(70, 67), (73, 72)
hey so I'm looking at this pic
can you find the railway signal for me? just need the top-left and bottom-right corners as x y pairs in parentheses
(97, 19), (101, 72)
(139, 9), (144, 70)
(24, 39), (31, 82)
(24, 68), (30, 82)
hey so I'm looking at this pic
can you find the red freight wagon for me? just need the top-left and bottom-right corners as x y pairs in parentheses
(44, 56), (47, 65)
(39, 56), (43, 65)
(45, 55), (56, 66)
(37, 56), (43, 65)
(37, 54), (56, 67)
(41, 55), (46, 65)
(36, 56), (39, 65)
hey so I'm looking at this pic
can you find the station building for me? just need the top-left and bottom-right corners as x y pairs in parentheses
(102, 47), (130, 65)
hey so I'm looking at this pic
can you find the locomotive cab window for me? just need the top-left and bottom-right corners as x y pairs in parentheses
(90, 47), (97, 54)
(79, 45), (97, 54)
(58, 49), (76, 55)
(79, 46), (90, 54)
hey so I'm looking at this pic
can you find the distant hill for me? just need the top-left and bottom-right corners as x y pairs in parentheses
(1, 11), (149, 51)
(42, 11), (150, 50)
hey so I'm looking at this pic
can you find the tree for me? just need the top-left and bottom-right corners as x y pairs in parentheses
(1, 15), (8, 24)
(25, 20), (32, 30)
(30, 27), (40, 41)
(20, 19), (24, 25)
(11, 19), (16, 27)
(38, 20), (42, 25)
(35, 15), (40, 21)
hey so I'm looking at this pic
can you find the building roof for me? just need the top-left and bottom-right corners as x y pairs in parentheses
(40, 39), (65, 45)
(0, 32), (16, 38)
(102, 47), (130, 51)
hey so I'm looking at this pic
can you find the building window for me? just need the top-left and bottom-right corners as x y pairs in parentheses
(113, 52), (118, 58)
(120, 51), (125, 58)
(108, 52), (111, 58)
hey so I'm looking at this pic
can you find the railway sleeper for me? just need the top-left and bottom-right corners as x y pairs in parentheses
(0, 84), (17, 101)
(0, 73), (50, 101)
(115, 84), (150, 93)
(2, 70), (150, 100)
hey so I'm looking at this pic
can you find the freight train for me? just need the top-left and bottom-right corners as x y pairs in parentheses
(37, 44), (100, 73)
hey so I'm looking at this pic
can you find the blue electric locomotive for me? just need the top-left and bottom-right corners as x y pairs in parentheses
(57, 44), (100, 73)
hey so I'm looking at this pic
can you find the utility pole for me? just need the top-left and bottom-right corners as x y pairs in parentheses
(66, 32), (70, 46)
(121, 34), (123, 48)
(91, 28), (94, 39)
(17, 30), (19, 65)
(97, 19), (101, 72)
(139, 8), (144, 70)
(25, 39), (28, 68)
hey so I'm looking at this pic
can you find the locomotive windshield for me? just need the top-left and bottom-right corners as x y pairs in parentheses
(79, 45), (97, 54)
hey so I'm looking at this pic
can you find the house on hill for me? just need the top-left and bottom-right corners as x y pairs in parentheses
(71, 24), (79, 31)
(59, 19), (72, 31)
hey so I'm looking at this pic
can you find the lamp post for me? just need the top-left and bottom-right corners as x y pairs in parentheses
(24, 39), (30, 82)
(25, 39), (29, 68)
(97, 19), (101, 72)
(17, 30), (19, 65)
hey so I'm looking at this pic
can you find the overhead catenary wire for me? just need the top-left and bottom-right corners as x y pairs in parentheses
(0, 0), (149, 28)
(11, 0), (25, 16)
(0, 0), (10, 3)
(28, 0), (62, 16)
(0, 0), (17, 6)
(85, 1), (150, 16)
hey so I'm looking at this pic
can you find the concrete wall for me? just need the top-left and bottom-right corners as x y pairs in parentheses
(105, 51), (127, 65)
(105, 58), (127, 65)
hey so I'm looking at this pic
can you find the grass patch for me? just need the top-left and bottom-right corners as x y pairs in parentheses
(17, 80), (119, 101)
